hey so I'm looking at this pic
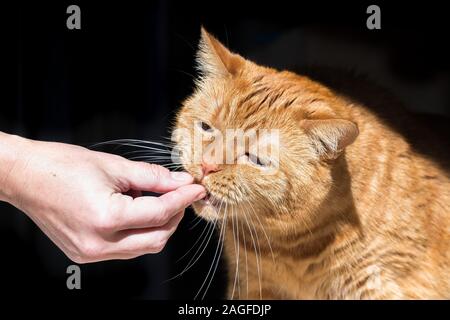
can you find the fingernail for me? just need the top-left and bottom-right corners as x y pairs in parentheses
(170, 171), (193, 182)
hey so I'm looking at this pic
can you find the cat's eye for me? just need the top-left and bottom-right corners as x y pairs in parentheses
(198, 121), (214, 133)
(245, 152), (268, 167)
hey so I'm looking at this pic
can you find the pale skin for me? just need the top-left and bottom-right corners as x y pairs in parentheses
(0, 131), (206, 263)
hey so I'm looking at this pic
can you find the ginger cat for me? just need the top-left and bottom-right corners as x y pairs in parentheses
(174, 28), (450, 299)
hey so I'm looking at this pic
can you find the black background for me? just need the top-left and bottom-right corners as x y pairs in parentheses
(1, 0), (449, 299)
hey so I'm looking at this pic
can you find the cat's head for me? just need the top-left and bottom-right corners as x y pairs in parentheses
(173, 28), (358, 232)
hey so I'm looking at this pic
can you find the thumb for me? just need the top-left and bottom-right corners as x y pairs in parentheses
(123, 161), (194, 193)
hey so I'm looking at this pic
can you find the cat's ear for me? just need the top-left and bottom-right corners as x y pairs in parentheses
(301, 119), (359, 160)
(197, 27), (245, 77)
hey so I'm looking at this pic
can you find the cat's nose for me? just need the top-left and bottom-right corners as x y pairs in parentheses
(201, 161), (221, 177)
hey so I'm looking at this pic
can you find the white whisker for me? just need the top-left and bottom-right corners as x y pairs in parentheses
(195, 201), (227, 300)
(176, 219), (211, 263)
(241, 218), (249, 298)
(242, 206), (262, 300)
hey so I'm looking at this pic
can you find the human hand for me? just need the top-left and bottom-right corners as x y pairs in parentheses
(0, 133), (205, 263)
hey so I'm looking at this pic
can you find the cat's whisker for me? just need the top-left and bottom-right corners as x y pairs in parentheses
(248, 207), (263, 301)
(127, 161), (181, 169)
(166, 199), (223, 281)
(245, 203), (266, 300)
(242, 206), (262, 300)
(166, 166), (182, 171)
(175, 218), (212, 263)
(189, 214), (206, 230)
(234, 184), (267, 297)
(246, 199), (275, 263)
(165, 220), (216, 282)
(201, 217), (226, 300)
(187, 196), (225, 231)
(92, 138), (175, 147)
(127, 156), (176, 162)
(90, 139), (178, 167)
(237, 183), (275, 261)
(163, 220), (215, 283)
(201, 202), (228, 300)
(169, 201), (223, 281)
(240, 218), (249, 299)
(229, 193), (243, 300)
(156, 163), (185, 171)
(120, 144), (173, 154)
(236, 206), (241, 299)
(230, 206), (239, 300)
(90, 139), (175, 155)
(163, 162), (184, 167)
(195, 201), (228, 300)
(238, 186), (277, 265)
(96, 141), (174, 155)
(129, 159), (179, 165)
(122, 149), (174, 157)
(123, 144), (173, 152)
(176, 68), (196, 79)
(126, 152), (174, 157)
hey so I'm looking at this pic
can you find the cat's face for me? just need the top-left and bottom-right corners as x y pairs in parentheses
(173, 28), (358, 231)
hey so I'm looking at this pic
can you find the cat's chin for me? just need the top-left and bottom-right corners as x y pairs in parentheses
(191, 198), (224, 221)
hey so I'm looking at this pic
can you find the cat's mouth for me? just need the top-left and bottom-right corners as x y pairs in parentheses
(183, 167), (226, 216)
(200, 191), (220, 207)
(202, 191), (212, 202)
(196, 190), (223, 214)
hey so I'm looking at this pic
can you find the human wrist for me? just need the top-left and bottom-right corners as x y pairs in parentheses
(0, 132), (33, 204)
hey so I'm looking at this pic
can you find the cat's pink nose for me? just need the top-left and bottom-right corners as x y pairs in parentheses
(201, 161), (220, 177)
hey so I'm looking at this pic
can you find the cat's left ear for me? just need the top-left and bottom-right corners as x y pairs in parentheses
(301, 119), (359, 160)
(197, 27), (245, 77)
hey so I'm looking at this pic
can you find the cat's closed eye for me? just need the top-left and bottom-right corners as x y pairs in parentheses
(245, 152), (269, 167)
